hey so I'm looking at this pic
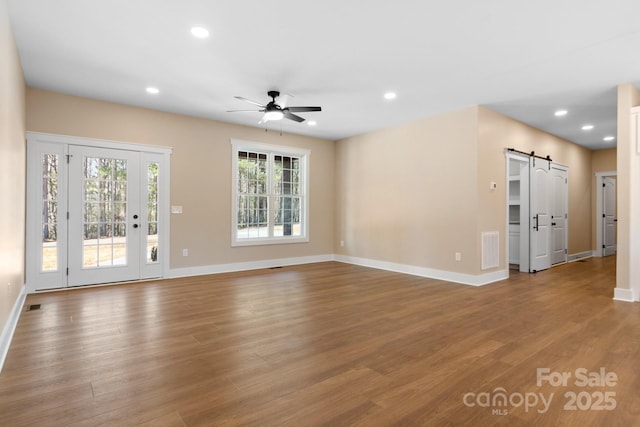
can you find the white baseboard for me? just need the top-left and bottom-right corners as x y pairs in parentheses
(169, 253), (509, 286)
(613, 287), (636, 303)
(168, 254), (335, 279)
(0, 285), (27, 373)
(334, 255), (508, 286)
(568, 251), (594, 262)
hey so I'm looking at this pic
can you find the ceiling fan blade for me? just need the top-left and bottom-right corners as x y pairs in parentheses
(284, 111), (305, 122)
(234, 96), (266, 108)
(286, 106), (322, 113)
(226, 109), (263, 113)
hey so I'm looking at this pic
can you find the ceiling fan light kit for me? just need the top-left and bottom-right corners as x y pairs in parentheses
(228, 90), (321, 124)
(263, 110), (284, 121)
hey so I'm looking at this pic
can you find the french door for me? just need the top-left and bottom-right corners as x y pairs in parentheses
(27, 134), (170, 291)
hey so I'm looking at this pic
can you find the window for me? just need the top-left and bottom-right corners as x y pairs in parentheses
(146, 161), (159, 263)
(231, 140), (309, 246)
(41, 153), (59, 272)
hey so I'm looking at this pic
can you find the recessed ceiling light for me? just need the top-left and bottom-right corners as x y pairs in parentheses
(146, 87), (159, 95)
(191, 27), (210, 39)
(581, 124), (594, 131)
(554, 109), (568, 117)
(384, 92), (397, 100)
(307, 121), (317, 126)
(603, 136), (615, 142)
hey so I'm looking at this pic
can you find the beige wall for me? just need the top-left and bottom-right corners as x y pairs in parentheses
(335, 105), (595, 279)
(592, 147), (617, 172)
(478, 107), (593, 257)
(26, 88), (335, 269)
(591, 148), (617, 249)
(335, 106), (480, 274)
(0, 0), (26, 338)
(616, 83), (640, 295)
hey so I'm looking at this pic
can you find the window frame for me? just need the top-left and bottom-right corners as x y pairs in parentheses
(231, 139), (310, 246)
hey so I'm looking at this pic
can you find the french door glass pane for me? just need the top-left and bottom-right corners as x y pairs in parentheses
(41, 154), (59, 272)
(147, 162), (159, 263)
(82, 156), (127, 268)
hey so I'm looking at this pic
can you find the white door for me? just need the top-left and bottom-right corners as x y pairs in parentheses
(27, 137), (168, 291)
(68, 146), (143, 286)
(550, 166), (568, 265)
(603, 177), (617, 256)
(530, 157), (551, 272)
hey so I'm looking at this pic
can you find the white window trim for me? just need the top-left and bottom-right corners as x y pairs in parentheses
(231, 139), (310, 247)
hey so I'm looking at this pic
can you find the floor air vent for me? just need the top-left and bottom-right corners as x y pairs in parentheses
(26, 304), (41, 311)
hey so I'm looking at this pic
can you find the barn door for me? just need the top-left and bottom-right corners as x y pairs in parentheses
(530, 157), (551, 272)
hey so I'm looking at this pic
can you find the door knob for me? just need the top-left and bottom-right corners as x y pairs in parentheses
(133, 214), (139, 219)
(133, 224), (139, 228)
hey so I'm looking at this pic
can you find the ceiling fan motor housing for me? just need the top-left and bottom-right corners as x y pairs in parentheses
(268, 90), (280, 100)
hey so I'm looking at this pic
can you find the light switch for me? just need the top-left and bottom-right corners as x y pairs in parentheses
(171, 205), (183, 214)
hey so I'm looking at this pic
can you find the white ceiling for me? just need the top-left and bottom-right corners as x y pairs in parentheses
(7, 0), (640, 149)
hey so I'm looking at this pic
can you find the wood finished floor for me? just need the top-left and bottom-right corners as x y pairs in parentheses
(1, 257), (638, 426)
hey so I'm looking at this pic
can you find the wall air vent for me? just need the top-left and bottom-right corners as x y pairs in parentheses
(481, 231), (500, 270)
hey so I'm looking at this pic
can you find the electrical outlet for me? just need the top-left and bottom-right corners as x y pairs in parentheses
(182, 248), (189, 257)
(455, 252), (461, 262)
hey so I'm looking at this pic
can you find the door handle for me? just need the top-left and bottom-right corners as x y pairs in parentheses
(533, 214), (539, 231)
(133, 224), (139, 228)
(551, 222), (556, 226)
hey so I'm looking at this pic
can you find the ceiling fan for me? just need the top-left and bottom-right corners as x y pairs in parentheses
(227, 90), (321, 123)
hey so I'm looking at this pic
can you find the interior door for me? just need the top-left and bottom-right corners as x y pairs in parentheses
(550, 166), (568, 265)
(603, 177), (617, 256)
(530, 157), (551, 272)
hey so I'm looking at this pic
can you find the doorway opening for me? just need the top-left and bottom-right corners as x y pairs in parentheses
(26, 133), (171, 292)
(595, 171), (617, 257)
(505, 149), (568, 274)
